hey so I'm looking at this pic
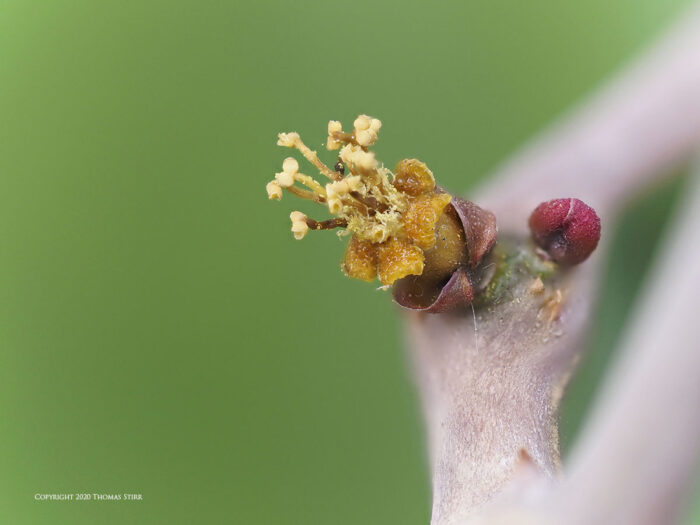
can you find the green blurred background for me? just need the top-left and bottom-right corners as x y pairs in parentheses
(0, 0), (697, 523)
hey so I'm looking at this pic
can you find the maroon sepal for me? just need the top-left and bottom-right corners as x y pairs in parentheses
(393, 268), (474, 313)
(392, 193), (497, 314)
(450, 196), (498, 267)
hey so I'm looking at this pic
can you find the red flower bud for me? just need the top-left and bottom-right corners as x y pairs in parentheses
(529, 198), (601, 265)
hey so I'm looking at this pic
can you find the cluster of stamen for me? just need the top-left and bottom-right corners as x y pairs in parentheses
(266, 115), (455, 286)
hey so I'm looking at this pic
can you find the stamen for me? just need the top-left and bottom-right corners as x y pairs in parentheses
(326, 115), (381, 152)
(289, 211), (309, 240)
(266, 181), (282, 200)
(353, 115), (381, 147)
(286, 185), (326, 204)
(349, 191), (389, 213)
(282, 157), (299, 175)
(278, 132), (341, 181)
(353, 115), (371, 131)
(271, 116), (416, 272)
(306, 217), (348, 230)
(330, 130), (359, 147)
(293, 172), (326, 196)
(339, 143), (378, 173)
(326, 121), (343, 150)
(274, 171), (294, 187)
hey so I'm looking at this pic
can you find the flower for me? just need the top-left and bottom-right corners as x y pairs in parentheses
(265, 115), (498, 313)
(392, 194), (497, 312)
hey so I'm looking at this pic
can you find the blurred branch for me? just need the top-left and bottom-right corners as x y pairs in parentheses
(476, 2), (700, 233)
(554, 165), (700, 525)
(406, 2), (700, 523)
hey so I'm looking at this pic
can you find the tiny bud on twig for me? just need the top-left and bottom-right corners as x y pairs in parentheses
(529, 198), (601, 265)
